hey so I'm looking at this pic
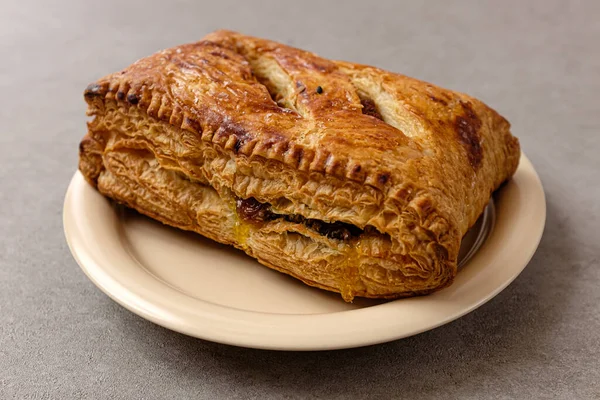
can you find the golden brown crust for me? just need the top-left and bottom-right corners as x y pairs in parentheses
(79, 30), (520, 301)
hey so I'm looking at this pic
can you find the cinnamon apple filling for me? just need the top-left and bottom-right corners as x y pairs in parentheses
(236, 197), (364, 241)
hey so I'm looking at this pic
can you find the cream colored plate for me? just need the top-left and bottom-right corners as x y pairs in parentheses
(64, 154), (545, 350)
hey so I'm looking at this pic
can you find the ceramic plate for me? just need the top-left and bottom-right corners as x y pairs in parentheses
(64, 154), (545, 350)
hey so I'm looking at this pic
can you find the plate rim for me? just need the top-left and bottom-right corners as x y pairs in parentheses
(64, 154), (546, 351)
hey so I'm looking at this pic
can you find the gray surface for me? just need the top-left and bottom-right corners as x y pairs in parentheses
(1, 0), (599, 398)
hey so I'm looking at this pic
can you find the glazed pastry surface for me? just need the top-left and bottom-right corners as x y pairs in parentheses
(79, 30), (520, 301)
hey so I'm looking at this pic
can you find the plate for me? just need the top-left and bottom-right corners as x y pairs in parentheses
(64, 154), (545, 350)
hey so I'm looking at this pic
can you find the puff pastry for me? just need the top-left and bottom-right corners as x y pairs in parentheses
(79, 30), (520, 301)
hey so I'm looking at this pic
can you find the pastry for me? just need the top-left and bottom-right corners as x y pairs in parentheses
(79, 30), (520, 301)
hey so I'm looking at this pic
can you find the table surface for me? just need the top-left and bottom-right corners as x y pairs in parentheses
(2, 0), (599, 398)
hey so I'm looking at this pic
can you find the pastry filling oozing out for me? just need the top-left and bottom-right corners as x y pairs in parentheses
(359, 96), (384, 121)
(236, 197), (364, 241)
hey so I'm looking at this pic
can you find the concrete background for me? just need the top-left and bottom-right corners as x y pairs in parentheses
(1, 0), (599, 398)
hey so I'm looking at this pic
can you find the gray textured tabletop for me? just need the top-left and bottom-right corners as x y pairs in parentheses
(2, 0), (599, 398)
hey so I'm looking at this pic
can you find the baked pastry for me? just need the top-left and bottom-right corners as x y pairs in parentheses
(79, 30), (520, 301)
